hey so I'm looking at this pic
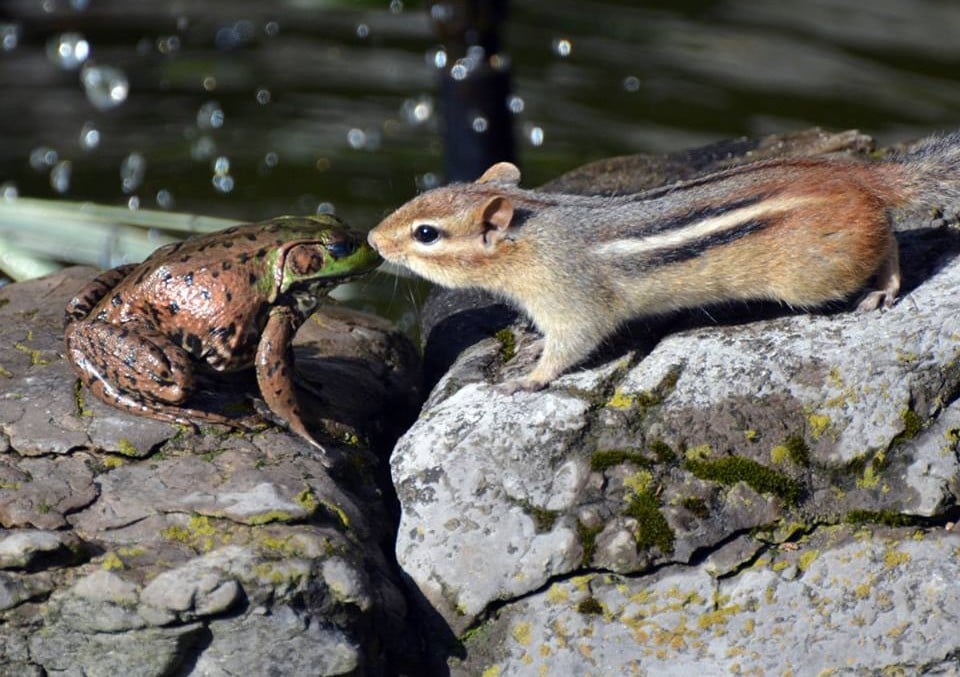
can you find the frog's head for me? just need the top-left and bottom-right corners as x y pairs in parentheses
(270, 215), (382, 298)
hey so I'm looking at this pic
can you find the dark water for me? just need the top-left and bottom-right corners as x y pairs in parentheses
(2, 0), (960, 312)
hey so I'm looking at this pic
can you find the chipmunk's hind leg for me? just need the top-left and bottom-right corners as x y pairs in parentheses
(857, 237), (901, 311)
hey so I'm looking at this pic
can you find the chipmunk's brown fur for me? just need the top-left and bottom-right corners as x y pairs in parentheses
(368, 133), (960, 391)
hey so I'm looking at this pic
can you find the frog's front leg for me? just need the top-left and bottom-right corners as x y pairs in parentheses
(63, 263), (139, 327)
(64, 318), (253, 429)
(256, 307), (330, 462)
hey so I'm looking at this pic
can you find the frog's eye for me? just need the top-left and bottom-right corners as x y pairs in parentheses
(326, 240), (355, 259)
(413, 224), (440, 244)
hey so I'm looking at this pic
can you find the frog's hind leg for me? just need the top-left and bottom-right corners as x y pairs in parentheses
(65, 318), (260, 431)
(63, 264), (139, 327)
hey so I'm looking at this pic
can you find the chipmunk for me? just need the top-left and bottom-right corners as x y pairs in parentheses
(368, 133), (960, 392)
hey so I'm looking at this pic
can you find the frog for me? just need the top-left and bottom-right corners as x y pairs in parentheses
(63, 215), (381, 461)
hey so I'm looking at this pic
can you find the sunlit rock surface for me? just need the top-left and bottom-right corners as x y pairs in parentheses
(392, 131), (960, 673)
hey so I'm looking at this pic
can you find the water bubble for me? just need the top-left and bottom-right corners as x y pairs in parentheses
(197, 101), (224, 129)
(507, 95), (525, 114)
(81, 64), (129, 110)
(347, 128), (367, 150)
(390, 0), (403, 13)
(415, 172), (440, 191)
(264, 21), (279, 37)
(127, 195), (140, 210)
(41, 0), (55, 13)
(79, 122), (100, 150)
(50, 161), (72, 194)
(191, 136), (217, 161)
(430, 48), (448, 70)
(47, 33), (90, 70)
(401, 96), (433, 125)
(212, 156), (231, 175)
(553, 38), (572, 58)
(0, 24), (21, 52)
(120, 152), (147, 194)
(316, 202), (335, 215)
(255, 88), (271, 105)
(472, 116), (488, 133)
(1, 182), (19, 200)
(215, 21), (254, 50)
(356, 23), (370, 39)
(156, 189), (174, 209)
(29, 146), (59, 171)
(623, 76), (640, 93)
(263, 151), (279, 168)
(156, 35), (180, 54)
(202, 75), (217, 91)
(430, 3), (454, 22)
(450, 63), (468, 80)
(212, 174), (235, 194)
(525, 124), (545, 147)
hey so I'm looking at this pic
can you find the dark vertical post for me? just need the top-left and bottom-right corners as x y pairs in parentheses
(430, 0), (516, 183)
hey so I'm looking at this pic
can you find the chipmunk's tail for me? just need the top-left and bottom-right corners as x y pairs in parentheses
(884, 131), (960, 212)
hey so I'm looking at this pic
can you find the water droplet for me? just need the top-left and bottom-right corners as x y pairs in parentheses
(347, 128), (367, 150)
(255, 88), (271, 105)
(127, 195), (141, 210)
(50, 161), (72, 194)
(356, 23), (370, 39)
(120, 152), (147, 194)
(0, 24), (21, 52)
(29, 146), (59, 171)
(81, 64), (129, 110)
(401, 96), (433, 125)
(390, 0), (404, 13)
(553, 38), (572, 58)
(191, 136), (217, 161)
(316, 202), (335, 215)
(416, 173), (440, 190)
(430, 48), (447, 70)
(526, 124), (545, 147)
(47, 32), (90, 70)
(507, 95), (525, 114)
(264, 21), (279, 38)
(472, 116), (488, 133)
(202, 75), (217, 91)
(430, 4), (454, 22)
(156, 35), (180, 54)
(79, 121), (100, 150)
(212, 156), (231, 175)
(623, 76), (640, 93)
(215, 21), (254, 50)
(41, 0), (55, 13)
(212, 174), (235, 194)
(263, 152), (279, 168)
(1, 182), (19, 200)
(156, 189), (174, 209)
(450, 63), (468, 81)
(197, 101), (224, 129)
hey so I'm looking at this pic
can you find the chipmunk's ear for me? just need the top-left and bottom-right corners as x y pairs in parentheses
(476, 162), (521, 186)
(479, 196), (514, 247)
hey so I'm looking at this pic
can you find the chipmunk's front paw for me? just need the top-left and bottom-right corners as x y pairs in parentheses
(496, 376), (548, 395)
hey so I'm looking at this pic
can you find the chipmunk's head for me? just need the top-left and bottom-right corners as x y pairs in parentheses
(368, 162), (522, 288)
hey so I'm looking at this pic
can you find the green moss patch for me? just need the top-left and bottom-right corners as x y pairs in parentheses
(577, 520), (603, 566)
(493, 328), (516, 362)
(625, 492), (675, 554)
(590, 448), (651, 472)
(684, 456), (802, 505)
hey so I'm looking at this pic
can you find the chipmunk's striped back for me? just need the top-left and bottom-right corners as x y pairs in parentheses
(369, 133), (960, 391)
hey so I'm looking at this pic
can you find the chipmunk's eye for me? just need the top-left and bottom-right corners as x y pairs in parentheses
(413, 224), (440, 244)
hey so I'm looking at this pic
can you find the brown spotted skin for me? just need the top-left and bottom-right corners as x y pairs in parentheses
(63, 216), (381, 457)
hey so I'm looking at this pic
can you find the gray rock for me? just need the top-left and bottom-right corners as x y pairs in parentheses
(392, 132), (960, 671)
(0, 266), (424, 675)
